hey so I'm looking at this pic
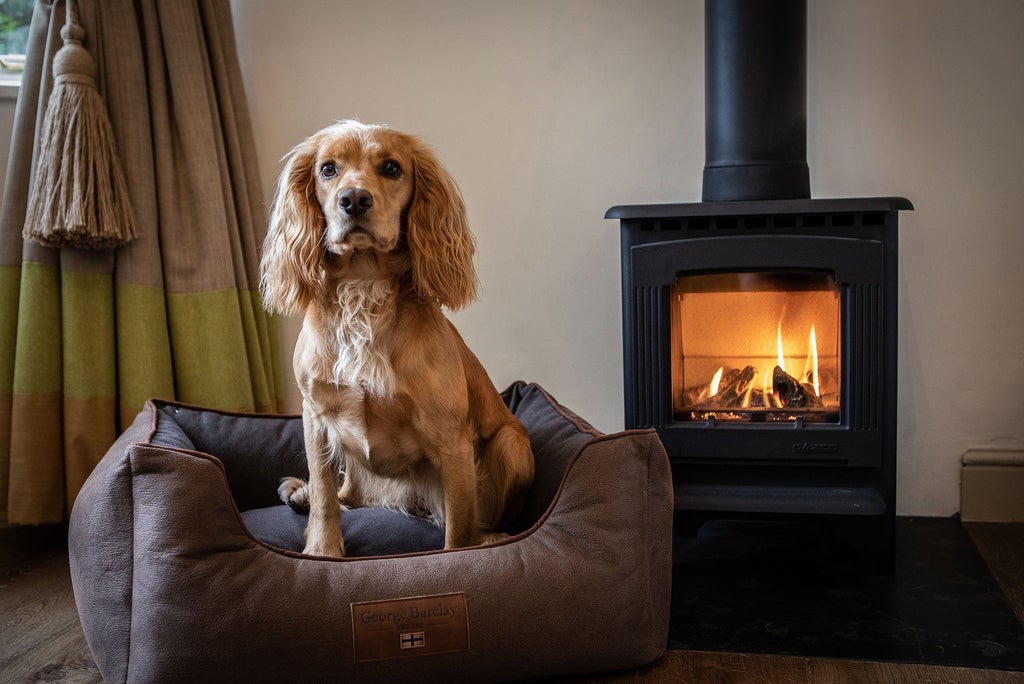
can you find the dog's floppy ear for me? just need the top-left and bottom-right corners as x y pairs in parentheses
(260, 135), (324, 315)
(406, 142), (478, 310)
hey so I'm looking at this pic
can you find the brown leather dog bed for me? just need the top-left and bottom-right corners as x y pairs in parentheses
(69, 382), (672, 682)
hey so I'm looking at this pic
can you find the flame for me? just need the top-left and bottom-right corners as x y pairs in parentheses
(709, 366), (724, 397)
(798, 325), (821, 396)
(776, 320), (786, 372)
(762, 364), (773, 407)
(781, 319), (823, 398)
(808, 325), (820, 396)
(693, 317), (828, 411)
(741, 371), (755, 408)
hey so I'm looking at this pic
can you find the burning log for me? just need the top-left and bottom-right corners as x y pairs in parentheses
(772, 366), (822, 408)
(696, 365), (757, 408)
(683, 364), (833, 415)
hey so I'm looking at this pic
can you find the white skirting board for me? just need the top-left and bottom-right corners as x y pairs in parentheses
(961, 447), (1024, 522)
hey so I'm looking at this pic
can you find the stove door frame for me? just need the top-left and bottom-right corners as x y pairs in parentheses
(670, 269), (843, 425)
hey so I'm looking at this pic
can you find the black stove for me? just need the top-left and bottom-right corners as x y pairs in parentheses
(606, 0), (912, 571)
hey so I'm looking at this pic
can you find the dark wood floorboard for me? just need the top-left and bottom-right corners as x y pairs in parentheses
(0, 525), (102, 683)
(968, 522), (1024, 625)
(586, 650), (1024, 682)
(0, 521), (1021, 683)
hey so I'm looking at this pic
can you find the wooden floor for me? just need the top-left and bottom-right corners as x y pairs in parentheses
(1, 522), (1022, 683)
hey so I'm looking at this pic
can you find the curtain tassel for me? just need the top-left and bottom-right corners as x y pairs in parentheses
(23, 0), (136, 250)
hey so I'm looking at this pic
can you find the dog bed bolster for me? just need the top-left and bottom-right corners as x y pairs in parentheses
(69, 381), (673, 682)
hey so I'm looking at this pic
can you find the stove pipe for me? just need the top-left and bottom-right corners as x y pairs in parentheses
(702, 0), (810, 202)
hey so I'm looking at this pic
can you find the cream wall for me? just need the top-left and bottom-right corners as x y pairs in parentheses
(229, 0), (1024, 517)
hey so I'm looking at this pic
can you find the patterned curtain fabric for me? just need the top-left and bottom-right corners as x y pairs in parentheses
(0, 0), (282, 524)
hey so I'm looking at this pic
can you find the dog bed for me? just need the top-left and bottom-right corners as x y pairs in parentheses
(69, 382), (672, 683)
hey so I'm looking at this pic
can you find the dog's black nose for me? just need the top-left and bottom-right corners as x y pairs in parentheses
(339, 187), (374, 216)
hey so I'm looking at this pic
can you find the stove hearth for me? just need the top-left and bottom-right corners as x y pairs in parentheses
(606, 0), (911, 571)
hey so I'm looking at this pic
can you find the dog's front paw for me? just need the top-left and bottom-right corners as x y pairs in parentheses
(478, 532), (511, 546)
(278, 476), (310, 513)
(302, 536), (345, 558)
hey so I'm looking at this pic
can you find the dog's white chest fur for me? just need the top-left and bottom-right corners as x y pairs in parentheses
(314, 278), (397, 399)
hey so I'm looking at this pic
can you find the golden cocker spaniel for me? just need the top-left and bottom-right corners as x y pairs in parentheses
(259, 120), (534, 557)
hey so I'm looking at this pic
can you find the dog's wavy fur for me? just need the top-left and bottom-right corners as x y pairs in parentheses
(260, 120), (534, 557)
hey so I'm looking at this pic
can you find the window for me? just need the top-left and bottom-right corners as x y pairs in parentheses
(0, 0), (33, 94)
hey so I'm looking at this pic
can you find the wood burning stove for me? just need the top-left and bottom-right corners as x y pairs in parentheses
(609, 197), (909, 570)
(606, 0), (912, 571)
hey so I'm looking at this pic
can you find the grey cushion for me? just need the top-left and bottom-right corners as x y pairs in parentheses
(69, 382), (673, 682)
(159, 383), (597, 556)
(240, 505), (446, 555)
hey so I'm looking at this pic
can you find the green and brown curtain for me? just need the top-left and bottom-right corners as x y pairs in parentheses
(0, 0), (282, 524)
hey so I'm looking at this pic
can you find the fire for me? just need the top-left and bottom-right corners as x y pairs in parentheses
(805, 325), (820, 396)
(709, 366), (724, 397)
(776, 320), (786, 372)
(741, 376), (755, 407)
(762, 365), (773, 406)
(682, 316), (832, 418)
(778, 319), (820, 398)
(673, 272), (840, 422)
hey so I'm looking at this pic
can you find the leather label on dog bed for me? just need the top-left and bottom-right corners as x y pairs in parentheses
(351, 592), (469, 662)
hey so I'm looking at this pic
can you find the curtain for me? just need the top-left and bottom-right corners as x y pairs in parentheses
(0, 0), (282, 524)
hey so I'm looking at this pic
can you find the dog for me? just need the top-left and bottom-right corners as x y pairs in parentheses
(259, 120), (534, 558)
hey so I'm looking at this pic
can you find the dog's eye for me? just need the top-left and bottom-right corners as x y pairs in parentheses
(320, 162), (337, 180)
(381, 160), (402, 178)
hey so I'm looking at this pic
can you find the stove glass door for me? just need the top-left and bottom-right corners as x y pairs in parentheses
(672, 271), (841, 423)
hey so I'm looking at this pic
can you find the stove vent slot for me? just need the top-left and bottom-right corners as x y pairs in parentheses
(637, 213), (889, 234)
